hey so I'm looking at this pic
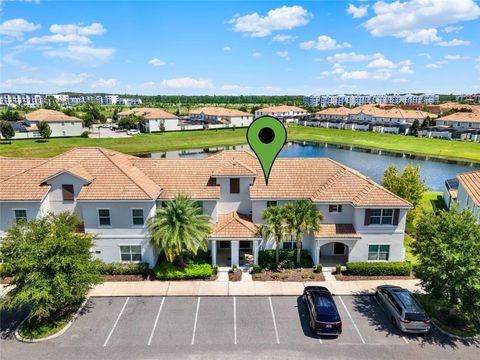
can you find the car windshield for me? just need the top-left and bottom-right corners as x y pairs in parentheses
(313, 293), (339, 322)
(393, 290), (427, 321)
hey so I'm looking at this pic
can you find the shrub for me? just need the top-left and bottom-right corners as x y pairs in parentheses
(315, 264), (323, 273)
(346, 262), (412, 276)
(335, 264), (342, 274)
(258, 249), (313, 269)
(153, 262), (212, 280)
(212, 265), (219, 275)
(94, 261), (149, 275)
(279, 259), (295, 269)
(251, 264), (261, 274)
(80, 131), (89, 138)
(272, 273), (280, 280)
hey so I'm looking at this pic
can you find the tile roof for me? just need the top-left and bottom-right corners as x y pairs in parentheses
(437, 111), (480, 123)
(211, 212), (259, 238)
(189, 107), (252, 117)
(457, 170), (480, 206)
(0, 148), (411, 207)
(314, 224), (361, 239)
(351, 105), (437, 120)
(118, 108), (177, 120)
(316, 107), (356, 116)
(25, 109), (81, 122)
(257, 105), (308, 113)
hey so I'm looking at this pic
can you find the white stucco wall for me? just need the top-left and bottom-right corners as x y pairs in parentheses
(0, 201), (43, 237)
(146, 118), (179, 132)
(216, 177), (254, 215)
(457, 183), (480, 222)
(34, 120), (83, 137)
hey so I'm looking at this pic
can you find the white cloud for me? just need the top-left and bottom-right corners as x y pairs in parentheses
(276, 51), (289, 59)
(252, 51), (262, 57)
(346, 4), (369, 19)
(436, 38), (470, 46)
(48, 72), (89, 86)
(300, 35), (351, 51)
(418, 53), (432, 59)
(49, 23), (106, 36)
(160, 77), (213, 89)
(223, 46), (231, 51)
(426, 63), (440, 69)
(366, 57), (396, 69)
(91, 78), (117, 88)
(148, 58), (166, 66)
(229, 5), (312, 37)
(392, 78), (409, 83)
(44, 45), (114, 63)
(341, 70), (391, 81)
(327, 52), (383, 63)
(27, 33), (91, 44)
(444, 54), (470, 60)
(402, 28), (441, 44)
(364, 0), (480, 44)
(444, 25), (463, 33)
(0, 72), (91, 89)
(272, 34), (297, 42)
(399, 65), (415, 74)
(0, 18), (40, 39)
(399, 60), (413, 66)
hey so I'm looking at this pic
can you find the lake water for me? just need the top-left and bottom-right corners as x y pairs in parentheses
(139, 142), (480, 191)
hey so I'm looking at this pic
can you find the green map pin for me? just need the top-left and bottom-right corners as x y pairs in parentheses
(247, 116), (287, 186)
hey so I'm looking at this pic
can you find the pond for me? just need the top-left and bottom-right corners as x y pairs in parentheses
(138, 141), (480, 191)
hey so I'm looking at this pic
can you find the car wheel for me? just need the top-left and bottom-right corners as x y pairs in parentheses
(391, 316), (397, 329)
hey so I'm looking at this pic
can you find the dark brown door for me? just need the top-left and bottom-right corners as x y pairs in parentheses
(333, 242), (345, 255)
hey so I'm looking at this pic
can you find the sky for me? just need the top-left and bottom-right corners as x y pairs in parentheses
(0, 0), (479, 95)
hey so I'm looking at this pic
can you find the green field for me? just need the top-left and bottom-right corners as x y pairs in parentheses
(1, 126), (480, 160)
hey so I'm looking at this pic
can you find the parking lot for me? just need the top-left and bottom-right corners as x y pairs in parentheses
(1, 295), (478, 360)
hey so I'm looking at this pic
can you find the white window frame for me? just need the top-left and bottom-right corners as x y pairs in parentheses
(369, 208), (394, 225)
(329, 204), (342, 213)
(97, 208), (111, 227)
(13, 208), (27, 223)
(119, 244), (142, 263)
(131, 208), (145, 227)
(367, 244), (390, 261)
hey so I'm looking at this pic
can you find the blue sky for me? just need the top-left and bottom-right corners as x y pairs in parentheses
(0, 0), (479, 95)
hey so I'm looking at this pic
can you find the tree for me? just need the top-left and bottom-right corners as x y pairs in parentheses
(0, 108), (22, 122)
(259, 206), (287, 265)
(159, 121), (165, 132)
(147, 194), (212, 266)
(62, 108), (77, 117)
(284, 200), (323, 264)
(382, 163), (427, 222)
(0, 212), (102, 325)
(118, 114), (142, 130)
(43, 96), (60, 111)
(83, 101), (106, 123)
(410, 119), (420, 136)
(0, 120), (15, 142)
(414, 206), (480, 320)
(82, 113), (95, 129)
(38, 121), (52, 140)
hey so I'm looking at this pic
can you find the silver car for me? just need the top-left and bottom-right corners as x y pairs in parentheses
(375, 285), (431, 333)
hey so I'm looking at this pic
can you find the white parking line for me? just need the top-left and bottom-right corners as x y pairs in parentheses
(233, 296), (237, 345)
(268, 296), (280, 344)
(103, 297), (130, 347)
(338, 296), (366, 345)
(147, 297), (165, 346)
(191, 297), (201, 345)
(373, 295), (409, 344)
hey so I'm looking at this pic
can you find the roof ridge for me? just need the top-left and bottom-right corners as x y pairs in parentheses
(311, 167), (348, 200)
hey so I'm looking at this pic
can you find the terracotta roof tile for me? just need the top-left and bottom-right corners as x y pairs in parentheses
(211, 212), (259, 238)
(118, 108), (177, 120)
(437, 111), (480, 123)
(257, 105), (307, 113)
(212, 159), (257, 177)
(25, 109), (81, 122)
(314, 224), (361, 238)
(457, 170), (480, 206)
(189, 107), (252, 117)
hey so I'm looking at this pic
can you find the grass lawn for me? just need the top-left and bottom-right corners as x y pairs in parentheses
(1, 126), (480, 161)
(415, 294), (478, 337)
(18, 306), (79, 340)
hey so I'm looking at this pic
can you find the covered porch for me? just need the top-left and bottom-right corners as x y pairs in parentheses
(313, 224), (361, 267)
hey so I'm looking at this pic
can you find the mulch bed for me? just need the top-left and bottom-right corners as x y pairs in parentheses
(0, 277), (13, 284)
(228, 271), (242, 281)
(253, 269), (325, 282)
(334, 273), (415, 281)
(103, 273), (219, 281)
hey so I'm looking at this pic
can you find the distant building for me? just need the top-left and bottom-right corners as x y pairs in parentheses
(120, 98), (143, 106)
(303, 94), (439, 107)
(444, 170), (480, 223)
(24, 109), (84, 137)
(456, 94), (480, 104)
(118, 108), (178, 132)
(254, 105), (308, 123)
(188, 107), (253, 127)
(0, 93), (46, 107)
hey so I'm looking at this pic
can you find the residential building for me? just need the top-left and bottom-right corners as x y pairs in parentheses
(303, 94), (439, 108)
(188, 107), (253, 127)
(456, 94), (480, 104)
(421, 111), (480, 141)
(23, 109), (83, 137)
(444, 170), (480, 223)
(254, 105), (308, 123)
(118, 108), (179, 132)
(119, 98), (143, 106)
(0, 148), (412, 268)
(0, 93), (46, 107)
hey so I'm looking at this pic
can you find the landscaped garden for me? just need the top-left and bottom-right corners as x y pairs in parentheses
(334, 261), (413, 281)
(153, 251), (216, 280)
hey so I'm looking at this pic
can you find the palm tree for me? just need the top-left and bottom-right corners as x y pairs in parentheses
(259, 205), (287, 265)
(285, 200), (324, 264)
(147, 194), (212, 267)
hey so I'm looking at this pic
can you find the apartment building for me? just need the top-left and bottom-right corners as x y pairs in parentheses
(0, 148), (411, 268)
(0, 93), (46, 107)
(188, 107), (253, 127)
(420, 111), (480, 141)
(303, 94), (439, 107)
(444, 170), (480, 223)
(254, 106), (308, 123)
(118, 108), (179, 132)
(456, 94), (480, 104)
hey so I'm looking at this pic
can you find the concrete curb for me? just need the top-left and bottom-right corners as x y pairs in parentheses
(430, 318), (480, 341)
(15, 299), (88, 343)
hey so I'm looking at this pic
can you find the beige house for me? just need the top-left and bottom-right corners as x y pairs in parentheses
(11, 109), (84, 138)
(118, 108), (179, 132)
(188, 107), (253, 128)
(444, 170), (480, 223)
(255, 105), (308, 122)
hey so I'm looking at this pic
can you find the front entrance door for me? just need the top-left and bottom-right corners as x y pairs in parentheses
(333, 242), (346, 255)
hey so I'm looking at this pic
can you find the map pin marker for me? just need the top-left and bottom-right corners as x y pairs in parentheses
(247, 115), (287, 186)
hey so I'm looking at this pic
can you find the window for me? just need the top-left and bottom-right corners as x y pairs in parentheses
(368, 245), (390, 261)
(267, 201), (277, 207)
(132, 209), (144, 226)
(283, 235), (300, 250)
(329, 205), (342, 213)
(230, 178), (240, 194)
(369, 209), (394, 225)
(98, 209), (111, 226)
(62, 184), (74, 201)
(14, 209), (27, 223)
(120, 245), (142, 262)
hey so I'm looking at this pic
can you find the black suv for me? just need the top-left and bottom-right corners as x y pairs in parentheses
(303, 286), (342, 336)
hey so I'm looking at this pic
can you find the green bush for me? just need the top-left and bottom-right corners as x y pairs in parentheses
(94, 261), (149, 275)
(80, 131), (89, 138)
(346, 262), (412, 276)
(251, 264), (261, 274)
(315, 264), (323, 273)
(258, 249), (313, 269)
(335, 264), (342, 274)
(153, 262), (212, 280)
(213, 265), (219, 275)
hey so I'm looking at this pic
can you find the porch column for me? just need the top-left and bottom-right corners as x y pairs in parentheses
(211, 240), (217, 266)
(253, 239), (260, 265)
(313, 241), (321, 265)
(231, 240), (239, 267)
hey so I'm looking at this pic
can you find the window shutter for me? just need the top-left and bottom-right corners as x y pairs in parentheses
(230, 178), (240, 194)
(364, 209), (371, 226)
(62, 184), (74, 201)
(338, 205), (343, 213)
(393, 209), (400, 225)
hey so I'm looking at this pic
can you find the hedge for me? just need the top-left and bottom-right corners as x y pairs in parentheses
(153, 262), (212, 280)
(258, 249), (314, 269)
(346, 262), (412, 276)
(94, 261), (150, 275)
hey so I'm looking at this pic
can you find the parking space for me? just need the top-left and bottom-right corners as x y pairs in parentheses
(236, 296), (278, 345)
(195, 297), (234, 345)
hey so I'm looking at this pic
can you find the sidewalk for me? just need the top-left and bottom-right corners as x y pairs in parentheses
(87, 278), (422, 297)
